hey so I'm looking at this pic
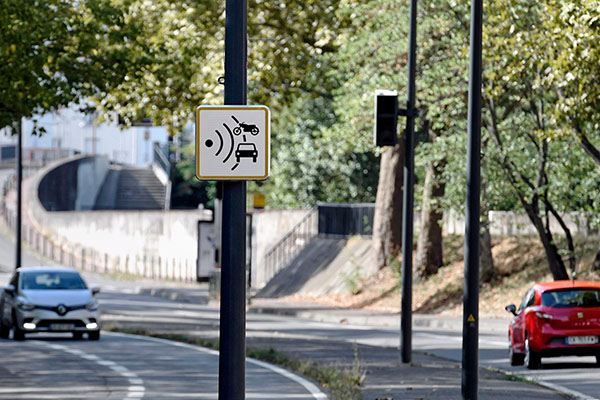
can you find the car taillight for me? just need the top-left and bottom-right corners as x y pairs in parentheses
(535, 312), (553, 320)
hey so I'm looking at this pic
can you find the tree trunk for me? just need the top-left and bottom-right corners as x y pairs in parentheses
(478, 178), (495, 283)
(524, 203), (570, 281)
(372, 140), (405, 269)
(416, 158), (445, 279)
(479, 199), (494, 283)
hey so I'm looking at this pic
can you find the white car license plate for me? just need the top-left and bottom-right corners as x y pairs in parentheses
(51, 323), (73, 331)
(566, 336), (598, 345)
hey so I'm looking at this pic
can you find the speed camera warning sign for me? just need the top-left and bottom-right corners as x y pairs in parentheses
(195, 105), (270, 180)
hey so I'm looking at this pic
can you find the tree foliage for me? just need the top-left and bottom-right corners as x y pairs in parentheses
(0, 0), (141, 131)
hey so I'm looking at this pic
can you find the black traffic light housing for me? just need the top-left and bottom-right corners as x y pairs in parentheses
(374, 90), (399, 147)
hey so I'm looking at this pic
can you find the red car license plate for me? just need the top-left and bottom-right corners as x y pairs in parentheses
(566, 336), (598, 345)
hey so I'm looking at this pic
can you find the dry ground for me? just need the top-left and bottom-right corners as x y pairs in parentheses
(283, 235), (600, 317)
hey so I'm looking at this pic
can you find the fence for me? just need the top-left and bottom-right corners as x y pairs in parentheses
(317, 202), (375, 237)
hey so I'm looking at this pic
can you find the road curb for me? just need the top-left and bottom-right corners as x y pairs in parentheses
(248, 305), (509, 333)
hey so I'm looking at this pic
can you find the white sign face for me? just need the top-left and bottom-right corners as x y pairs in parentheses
(196, 105), (270, 180)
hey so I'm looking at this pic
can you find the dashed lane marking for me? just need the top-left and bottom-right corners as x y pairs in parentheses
(37, 341), (145, 400)
(104, 331), (328, 400)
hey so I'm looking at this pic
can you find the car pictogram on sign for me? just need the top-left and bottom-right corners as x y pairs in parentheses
(235, 143), (258, 163)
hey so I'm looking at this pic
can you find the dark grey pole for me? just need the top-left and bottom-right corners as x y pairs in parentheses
(401, 0), (418, 364)
(15, 119), (22, 270)
(462, 0), (483, 398)
(219, 0), (247, 399)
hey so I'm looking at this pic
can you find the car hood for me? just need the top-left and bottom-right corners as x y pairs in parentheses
(21, 290), (93, 307)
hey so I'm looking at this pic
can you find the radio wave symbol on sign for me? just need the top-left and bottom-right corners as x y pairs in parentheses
(204, 115), (259, 171)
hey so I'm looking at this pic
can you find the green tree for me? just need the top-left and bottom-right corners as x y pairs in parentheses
(544, 0), (600, 166)
(482, 0), (575, 280)
(0, 0), (143, 131)
(95, 0), (350, 135)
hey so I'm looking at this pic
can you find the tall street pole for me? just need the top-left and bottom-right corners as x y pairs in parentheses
(219, 0), (247, 399)
(401, 0), (418, 364)
(15, 119), (22, 270)
(462, 0), (483, 398)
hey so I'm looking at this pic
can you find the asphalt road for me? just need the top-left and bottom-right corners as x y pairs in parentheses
(0, 220), (598, 398)
(0, 230), (324, 400)
(0, 330), (324, 399)
(99, 291), (600, 399)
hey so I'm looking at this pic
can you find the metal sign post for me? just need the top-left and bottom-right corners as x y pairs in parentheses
(219, 0), (248, 399)
(401, 0), (418, 364)
(15, 119), (22, 270)
(462, 0), (483, 398)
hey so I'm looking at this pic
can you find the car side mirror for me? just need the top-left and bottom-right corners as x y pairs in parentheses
(91, 286), (100, 295)
(505, 304), (517, 316)
(4, 284), (15, 296)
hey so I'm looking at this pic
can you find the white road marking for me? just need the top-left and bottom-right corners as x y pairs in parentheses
(34, 341), (145, 400)
(104, 331), (328, 400)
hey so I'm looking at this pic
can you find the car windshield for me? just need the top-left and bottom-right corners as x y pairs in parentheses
(21, 272), (87, 290)
(238, 144), (255, 150)
(542, 289), (600, 308)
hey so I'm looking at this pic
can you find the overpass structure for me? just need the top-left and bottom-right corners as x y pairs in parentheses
(1, 155), (212, 282)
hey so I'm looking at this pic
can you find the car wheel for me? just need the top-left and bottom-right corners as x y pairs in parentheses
(0, 313), (9, 339)
(524, 335), (541, 369)
(509, 335), (524, 366)
(0, 323), (9, 339)
(73, 332), (83, 340)
(89, 331), (100, 341)
(13, 327), (25, 341)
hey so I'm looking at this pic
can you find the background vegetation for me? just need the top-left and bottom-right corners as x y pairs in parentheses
(2, 0), (600, 279)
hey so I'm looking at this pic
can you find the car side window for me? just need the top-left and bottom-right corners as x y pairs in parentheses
(526, 290), (536, 308)
(518, 289), (534, 312)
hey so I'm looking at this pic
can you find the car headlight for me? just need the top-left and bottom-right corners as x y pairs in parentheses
(86, 302), (98, 311)
(17, 300), (35, 311)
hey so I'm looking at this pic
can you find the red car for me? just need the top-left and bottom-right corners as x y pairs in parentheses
(506, 281), (600, 369)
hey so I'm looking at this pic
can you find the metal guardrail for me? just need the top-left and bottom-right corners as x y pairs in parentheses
(263, 207), (318, 284)
(153, 142), (171, 175)
(153, 142), (171, 210)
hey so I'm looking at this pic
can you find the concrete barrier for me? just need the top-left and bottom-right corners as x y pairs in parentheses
(1, 155), (213, 282)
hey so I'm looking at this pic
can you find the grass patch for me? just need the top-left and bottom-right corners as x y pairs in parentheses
(104, 325), (364, 400)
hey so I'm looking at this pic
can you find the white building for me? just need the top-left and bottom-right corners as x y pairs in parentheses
(0, 106), (169, 167)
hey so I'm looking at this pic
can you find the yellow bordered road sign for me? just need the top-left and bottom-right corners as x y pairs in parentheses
(196, 105), (270, 180)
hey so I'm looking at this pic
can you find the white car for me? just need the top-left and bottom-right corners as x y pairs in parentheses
(0, 266), (100, 340)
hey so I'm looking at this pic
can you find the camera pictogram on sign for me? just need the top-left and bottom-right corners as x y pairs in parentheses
(204, 115), (260, 171)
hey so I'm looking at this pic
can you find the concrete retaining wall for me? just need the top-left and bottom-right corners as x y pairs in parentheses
(37, 155), (109, 211)
(250, 209), (310, 288)
(443, 210), (597, 237)
(4, 156), (213, 282)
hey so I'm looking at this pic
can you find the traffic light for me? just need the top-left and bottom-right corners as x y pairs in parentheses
(374, 90), (398, 147)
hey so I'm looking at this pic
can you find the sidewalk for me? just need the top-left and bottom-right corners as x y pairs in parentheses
(128, 285), (568, 400)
